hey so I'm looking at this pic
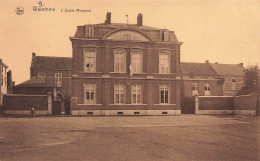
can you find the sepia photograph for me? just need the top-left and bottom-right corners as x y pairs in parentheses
(0, 0), (259, 160)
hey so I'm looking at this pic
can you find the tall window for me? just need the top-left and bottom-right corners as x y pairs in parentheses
(84, 83), (96, 104)
(192, 83), (199, 96)
(231, 78), (237, 90)
(161, 30), (169, 41)
(84, 49), (96, 72)
(160, 85), (169, 104)
(55, 73), (62, 87)
(114, 84), (126, 104)
(159, 53), (170, 74)
(38, 72), (46, 82)
(85, 25), (94, 38)
(205, 83), (211, 96)
(131, 85), (142, 104)
(1, 75), (2, 86)
(114, 50), (126, 73)
(130, 50), (143, 73)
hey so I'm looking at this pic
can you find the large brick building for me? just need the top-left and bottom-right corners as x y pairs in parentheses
(0, 58), (8, 106)
(70, 13), (183, 116)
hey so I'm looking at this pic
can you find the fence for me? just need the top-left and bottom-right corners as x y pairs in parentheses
(3, 93), (52, 116)
(195, 93), (260, 116)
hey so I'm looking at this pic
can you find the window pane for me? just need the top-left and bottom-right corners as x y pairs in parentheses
(120, 94), (124, 103)
(116, 94), (119, 103)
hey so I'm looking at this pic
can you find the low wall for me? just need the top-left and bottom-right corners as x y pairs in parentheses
(3, 94), (52, 116)
(195, 94), (260, 116)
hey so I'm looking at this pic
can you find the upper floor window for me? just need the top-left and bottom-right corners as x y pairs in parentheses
(114, 84), (126, 104)
(159, 52), (170, 74)
(231, 78), (237, 90)
(160, 85), (170, 104)
(84, 83), (96, 104)
(130, 50), (143, 74)
(205, 83), (211, 96)
(38, 72), (46, 82)
(161, 30), (169, 41)
(83, 49), (96, 72)
(1, 75), (3, 86)
(192, 83), (199, 96)
(55, 73), (62, 87)
(114, 49), (126, 73)
(131, 84), (142, 104)
(85, 25), (94, 38)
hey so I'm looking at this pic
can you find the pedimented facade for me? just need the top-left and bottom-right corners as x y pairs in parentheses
(70, 13), (183, 116)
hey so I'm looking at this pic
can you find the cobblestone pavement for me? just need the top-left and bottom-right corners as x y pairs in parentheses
(0, 115), (259, 161)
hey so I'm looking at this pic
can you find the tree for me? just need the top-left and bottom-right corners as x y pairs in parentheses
(237, 64), (259, 95)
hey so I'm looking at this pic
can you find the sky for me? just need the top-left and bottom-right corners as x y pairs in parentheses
(0, 0), (259, 84)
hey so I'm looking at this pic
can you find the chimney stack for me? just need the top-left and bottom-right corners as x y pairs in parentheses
(239, 63), (243, 66)
(215, 62), (218, 64)
(32, 52), (36, 58)
(137, 13), (143, 26)
(205, 60), (209, 64)
(105, 12), (111, 24)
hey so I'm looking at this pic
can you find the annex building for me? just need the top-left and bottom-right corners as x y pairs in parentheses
(70, 13), (183, 116)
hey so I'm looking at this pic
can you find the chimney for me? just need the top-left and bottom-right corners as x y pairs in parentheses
(104, 12), (111, 24)
(215, 62), (218, 64)
(137, 13), (143, 26)
(239, 63), (243, 66)
(205, 60), (209, 64)
(32, 52), (36, 58)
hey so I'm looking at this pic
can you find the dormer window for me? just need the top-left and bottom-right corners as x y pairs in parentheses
(161, 30), (169, 41)
(85, 25), (94, 38)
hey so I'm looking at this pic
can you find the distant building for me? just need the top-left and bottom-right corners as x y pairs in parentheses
(0, 58), (8, 106)
(70, 12), (183, 116)
(209, 62), (244, 96)
(180, 62), (223, 98)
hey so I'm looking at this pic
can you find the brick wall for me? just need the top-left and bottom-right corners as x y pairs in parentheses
(234, 93), (258, 110)
(198, 96), (234, 110)
(3, 94), (48, 111)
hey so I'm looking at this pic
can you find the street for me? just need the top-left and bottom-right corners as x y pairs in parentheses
(0, 115), (259, 161)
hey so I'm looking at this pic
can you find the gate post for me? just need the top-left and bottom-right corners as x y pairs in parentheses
(195, 95), (199, 115)
(47, 92), (52, 115)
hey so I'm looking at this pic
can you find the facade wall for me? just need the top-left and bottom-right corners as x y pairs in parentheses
(30, 69), (72, 97)
(182, 79), (223, 98)
(71, 30), (181, 115)
(0, 62), (8, 105)
(223, 75), (244, 96)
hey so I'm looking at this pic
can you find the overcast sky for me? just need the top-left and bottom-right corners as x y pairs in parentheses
(0, 0), (259, 84)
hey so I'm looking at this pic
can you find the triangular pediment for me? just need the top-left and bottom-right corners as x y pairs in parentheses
(106, 30), (150, 41)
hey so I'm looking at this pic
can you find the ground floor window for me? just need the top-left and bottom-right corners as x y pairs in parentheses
(160, 85), (170, 104)
(84, 83), (96, 104)
(205, 83), (210, 96)
(192, 83), (199, 96)
(114, 84), (126, 104)
(131, 84), (142, 104)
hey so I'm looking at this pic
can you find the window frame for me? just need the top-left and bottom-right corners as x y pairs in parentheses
(84, 83), (96, 104)
(55, 73), (62, 87)
(83, 48), (96, 72)
(159, 84), (170, 104)
(38, 72), (46, 82)
(114, 84), (126, 104)
(204, 83), (211, 96)
(131, 84), (142, 104)
(114, 49), (126, 73)
(192, 83), (199, 96)
(231, 78), (237, 90)
(130, 50), (143, 74)
(159, 52), (170, 74)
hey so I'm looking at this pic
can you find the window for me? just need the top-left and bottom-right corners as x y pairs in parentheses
(231, 78), (237, 90)
(83, 49), (96, 72)
(114, 50), (126, 73)
(1, 75), (2, 86)
(85, 25), (94, 38)
(192, 83), (199, 96)
(84, 83), (96, 104)
(4, 77), (7, 87)
(114, 84), (126, 104)
(55, 73), (62, 87)
(131, 85), (142, 104)
(160, 85), (170, 104)
(130, 50), (143, 73)
(161, 30), (169, 41)
(205, 83), (211, 96)
(38, 72), (46, 82)
(159, 53), (170, 74)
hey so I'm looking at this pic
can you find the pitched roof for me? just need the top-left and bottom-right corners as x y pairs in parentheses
(180, 62), (217, 76)
(94, 23), (161, 30)
(209, 63), (244, 76)
(15, 77), (54, 87)
(31, 56), (72, 70)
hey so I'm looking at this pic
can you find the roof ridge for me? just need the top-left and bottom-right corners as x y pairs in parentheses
(35, 56), (72, 59)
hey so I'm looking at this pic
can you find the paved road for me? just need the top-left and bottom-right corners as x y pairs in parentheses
(0, 115), (259, 161)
